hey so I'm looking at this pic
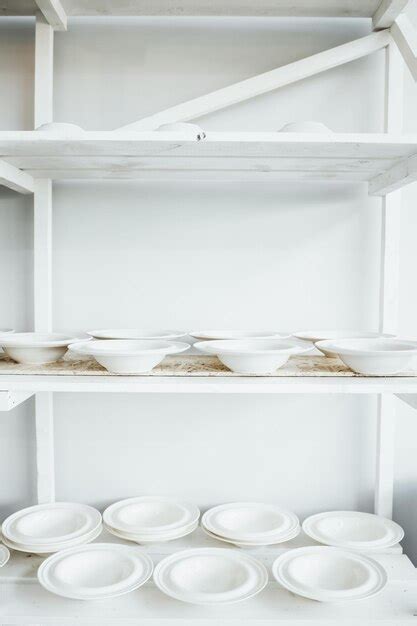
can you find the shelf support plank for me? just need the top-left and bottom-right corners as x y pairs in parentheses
(34, 12), (55, 505)
(116, 30), (391, 131)
(34, 0), (67, 31)
(391, 13), (417, 81)
(374, 42), (403, 520)
(0, 159), (34, 194)
(0, 391), (34, 412)
(373, 0), (411, 29)
(369, 152), (417, 195)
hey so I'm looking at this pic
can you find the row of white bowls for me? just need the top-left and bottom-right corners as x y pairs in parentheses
(1, 328), (417, 375)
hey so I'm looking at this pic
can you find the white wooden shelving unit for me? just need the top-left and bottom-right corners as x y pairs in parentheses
(2, 1), (417, 623)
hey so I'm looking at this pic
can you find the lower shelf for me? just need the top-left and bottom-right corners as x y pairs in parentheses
(1, 528), (415, 625)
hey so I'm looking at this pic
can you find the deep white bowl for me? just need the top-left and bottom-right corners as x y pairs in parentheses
(68, 339), (190, 374)
(190, 330), (290, 341)
(0, 333), (80, 365)
(315, 338), (417, 375)
(294, 330), (394, 357)
(156, 122), (205, 139)
(194, 339), (312, 374)
(278, 121), (332, 133)
(36, 122), (84, 134)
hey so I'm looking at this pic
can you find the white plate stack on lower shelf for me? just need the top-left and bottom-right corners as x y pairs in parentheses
(1, 502), (102, 554)
(201, 502), (300, 547)
(103, 496), (200, 543)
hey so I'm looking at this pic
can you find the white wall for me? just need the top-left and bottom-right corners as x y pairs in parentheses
(1, 15), (417, 559)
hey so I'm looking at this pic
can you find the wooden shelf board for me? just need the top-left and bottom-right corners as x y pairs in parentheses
(1, 1), (383, 19)
(0, 527), (413, 625)
(1, 354), (417, 393)
(0, 132), (416, 190)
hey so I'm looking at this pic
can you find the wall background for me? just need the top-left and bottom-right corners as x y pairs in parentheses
(1, 13), (417, 559)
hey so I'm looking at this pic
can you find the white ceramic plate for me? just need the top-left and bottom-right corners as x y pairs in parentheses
(190, 330), (290, 341)
(2, 502), (102, 546)
(272, 546), (387, 602)
(153, 548), (268, 605)
(0, 329), (14, 335)
(36, 122), (84, 134)
(201, 524), (301, 547)
(156, 122), (205, 139)
(315, 338), (417, 375)
(2, 523), (103, 554)
(87, 329), (187, 340)
(38, 543), (153, 600)
(68, 340), (190, 374)
(294, 331), (392, 357)
(103, 496), (200, 535)
(195, 339), (311, 374)
(278, 121), (332, 133)
(302, 511), (404, 550)
(0, 333), (80, 365)
(202, 502), (299, 542)
(103, 520), (198, 544)
(0, 545), (10, 567)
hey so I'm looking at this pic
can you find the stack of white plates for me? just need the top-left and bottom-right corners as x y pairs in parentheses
(1, 502), (102, 554)
(201, 502), (300, 547)
(302, 510), (404, 552)
(154, 547), (268, 605)
(103, 496), (200, 544)
(272, 546), (387, 602)
(38, 543), (153, 600)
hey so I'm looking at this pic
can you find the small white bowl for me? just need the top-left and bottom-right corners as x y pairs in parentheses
(36, 122), (84, 135)
(156, 122), (205, 139)
(69, 339), (190, 374)
(294, 330), (393, 357)
(190, 330), (290, 341)
(315, 338), (417, 375)
(87, 329), (187, 340)
(194, 339), (312, 374)
(278, 121), (332, 133)
(0, 333), (80, 365)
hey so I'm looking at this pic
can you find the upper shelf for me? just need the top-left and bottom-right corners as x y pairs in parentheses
(1, 0), (386, 19)
(1, 132), (417, 194)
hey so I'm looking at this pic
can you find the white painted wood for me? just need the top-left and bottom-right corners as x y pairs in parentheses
(0, 159), (34, 194)
(0, 0), (384, 18)
(0, 391), (33, 411)
(373, 0), (410, 29)
(369, 153), (417, 194)
(116, 31), (391, 131)
(34, 180), (52, 331)
(391, 13), (417, 80)
(35, 0), (67, 30)
(374, 42), (404, 520)
(34, 12), (54, 128)
(35, 392), (55, 503)
(396, 393), (417, 409)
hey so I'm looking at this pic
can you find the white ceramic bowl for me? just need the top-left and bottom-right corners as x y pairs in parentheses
(190, 330), (290, 341)
(278, 121), (332, 133)
(156, 122), (205, 139)
(315, 338), (417, 375)
(194, 339), (312, 374)
(103, 520), (199, 544)
(0, 546), (9, 567)
(294, 330), (392, 357)
(87, 329), (187, 340)
(68, 339), (190, 374)
(272, 546), (387, 602)
(153, 548), (268, 605)
(36, 122), (84, 134)
(0, 329), (14, 335)
(0, 333), (80, 365)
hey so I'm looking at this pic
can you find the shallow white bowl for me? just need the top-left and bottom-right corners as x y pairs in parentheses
(68, 339), (190, 374)
(103, 496), (200, 535)
(302, 511), (404, 551)
(2, 502), (102, 546)
(201, 524), (300, 547)
(202, 502), (299, 543)
(194, 339), (312, 374)
(104, 520), (199, 544)
(0, 329), (14, 335)
(36, 122), (84, 134)
(315, 338), (417, 375)
(294, 330), (393, 357)
(2, 523), (103, 555)
(278, 121), (332, 133)
(0, 545), (10, 567)
(87, 329), (186, 340)
(272, 546), (387, 602)
(156, 122), (205, 139)
(153, 548), (268, 605)
(0, 333), (80, 365)
(190, 330), (290, 341)
(38, 543), (153, 600)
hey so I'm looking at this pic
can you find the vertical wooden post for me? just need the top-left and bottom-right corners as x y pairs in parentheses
(34, 13), (55, 504)
(375, 42), (403, 519)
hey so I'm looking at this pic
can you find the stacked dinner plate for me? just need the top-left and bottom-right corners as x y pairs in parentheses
(201, 502), (300, 547)
(1, 502), (102, 554)
(103, 496), (200, 544)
